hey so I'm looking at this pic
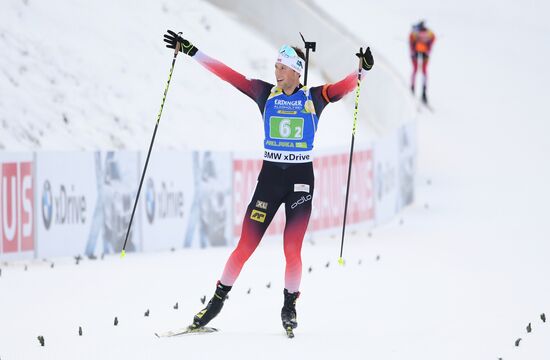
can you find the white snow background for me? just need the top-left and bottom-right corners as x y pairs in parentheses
(1, 0), (550, 359)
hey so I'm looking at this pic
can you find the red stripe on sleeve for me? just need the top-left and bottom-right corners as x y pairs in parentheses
(193, 50), (257, 100)
(324, 71), (358, 103)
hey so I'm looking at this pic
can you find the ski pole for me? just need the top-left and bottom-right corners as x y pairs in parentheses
(121, 37), (182, 258)
(299, 32), (316, 86)
(338, 57), (364, 266)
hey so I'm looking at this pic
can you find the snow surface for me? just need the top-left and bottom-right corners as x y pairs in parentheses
(2, 0), (550, 359)
(0, 0), (352, 151)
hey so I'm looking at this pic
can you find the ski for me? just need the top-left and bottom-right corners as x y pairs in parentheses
(412, 94), (434, 114)
(285, 326), (295, 339)
(155, 325), (219, 338)
(422, 102), (434, 113)
(416, 101), (434, 114)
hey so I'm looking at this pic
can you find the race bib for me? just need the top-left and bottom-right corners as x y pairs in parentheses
(269, 117), (304, 140)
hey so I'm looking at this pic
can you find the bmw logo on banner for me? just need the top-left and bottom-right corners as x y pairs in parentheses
(145, 178), (155, 224)
(42, 180), (53, 230)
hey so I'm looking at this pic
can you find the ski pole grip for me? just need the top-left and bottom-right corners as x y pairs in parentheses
(174, 32), (183, 56)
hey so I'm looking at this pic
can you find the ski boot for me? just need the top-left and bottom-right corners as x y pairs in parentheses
(192, 281), (232, 328)
(421, 85), (428, 104)
(281, 289), (300, 330)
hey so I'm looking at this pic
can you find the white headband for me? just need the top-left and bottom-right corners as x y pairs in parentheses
(276, 45), (305, 77)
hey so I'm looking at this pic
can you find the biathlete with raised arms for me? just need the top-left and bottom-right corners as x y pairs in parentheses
(163, 30), (374, 334)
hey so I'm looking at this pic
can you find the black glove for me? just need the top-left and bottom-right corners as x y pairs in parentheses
(356, 47), (374, 71)
(163, 30), (198, 56)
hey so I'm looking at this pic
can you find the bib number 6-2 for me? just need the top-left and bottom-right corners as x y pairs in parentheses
(270, 117), (304, 140)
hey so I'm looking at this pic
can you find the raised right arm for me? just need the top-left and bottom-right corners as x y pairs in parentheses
(192, 50), (271, 103)
(163, 30), (271, 108)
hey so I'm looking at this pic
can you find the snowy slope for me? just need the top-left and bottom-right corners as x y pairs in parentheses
(2, 0), (550, 359)
(311, 0), (550, 358)
(0, 0), (352, 151)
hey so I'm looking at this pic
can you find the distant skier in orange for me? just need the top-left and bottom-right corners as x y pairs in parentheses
(409, 21), (435, 104)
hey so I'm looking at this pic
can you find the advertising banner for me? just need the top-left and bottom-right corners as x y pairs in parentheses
(0, 152), (35, 260)
(373, 134), (399, 224)
(183, 151), (233, 248)
(232, 148), (374, 239)
(36, 151), (95, 258)
(36, 151), (140, 258)
(140, 150), (193, 251)
(86, 151), (141, 256)
(398, 122), (416, 209)
(312, 148), (374, 232)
